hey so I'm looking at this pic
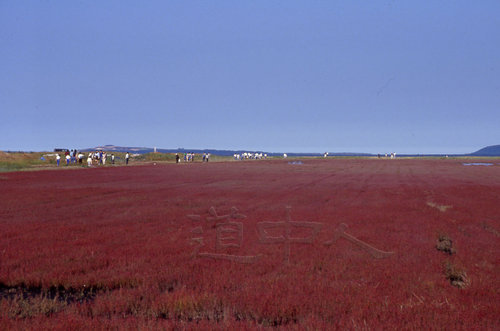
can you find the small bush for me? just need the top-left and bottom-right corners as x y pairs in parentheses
(444, 261), (470, 289)
(436, 235), (455, 255)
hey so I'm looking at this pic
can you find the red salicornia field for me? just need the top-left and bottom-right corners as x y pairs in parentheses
(0, 158), (498, 329)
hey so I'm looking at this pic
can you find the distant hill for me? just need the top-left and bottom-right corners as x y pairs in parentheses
(470, 145), (500, 156)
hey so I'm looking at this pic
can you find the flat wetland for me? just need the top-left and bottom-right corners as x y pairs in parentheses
(0, 157), (498, 329)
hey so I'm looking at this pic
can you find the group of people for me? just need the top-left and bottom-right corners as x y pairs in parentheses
(176, 152), (211, 163)
(375, 153), (397, 159)
(85, 150), (118, 166)
(55, 149), (122, 167)
(55, 149), (80, 166)
(182, 152), (195, 162)
(233, 152), (267, 160)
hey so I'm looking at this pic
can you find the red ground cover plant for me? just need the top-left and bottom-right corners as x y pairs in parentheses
(0, 158), (499, 329)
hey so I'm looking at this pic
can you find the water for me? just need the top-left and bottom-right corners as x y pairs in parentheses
(462, 162), (493, 166)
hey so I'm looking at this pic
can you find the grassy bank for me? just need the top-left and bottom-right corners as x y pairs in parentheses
(0, 151), (234, 172)
(0, 152), (48, 172)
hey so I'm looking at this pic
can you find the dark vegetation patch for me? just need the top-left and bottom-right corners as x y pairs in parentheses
(0, 282), (109, 318)
(436, 235), (455, 255)
(435, 235), (470, 289)
(153, 305), (298, 326)
(444, 261), (470, 289)
(0, 282), (102, 304)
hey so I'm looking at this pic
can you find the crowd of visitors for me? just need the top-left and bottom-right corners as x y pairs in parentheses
(54, 149), (117, 167)
(53, 150), (273, 168)
(178, 152), (210, 163)
(233, 152), (267, 160)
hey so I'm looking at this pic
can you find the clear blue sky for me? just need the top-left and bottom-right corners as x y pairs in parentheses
(1, 1), (499, 154)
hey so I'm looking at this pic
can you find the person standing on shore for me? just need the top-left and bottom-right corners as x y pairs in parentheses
(111, 154), (115, 164)
(56, 154), (60, 166)
(125, 152), (130, 165)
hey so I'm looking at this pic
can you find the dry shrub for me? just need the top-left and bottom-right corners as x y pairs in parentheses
(436, 235), (455, 255)
(4, 294), (67, 318)
(444, 261), (470, 289)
